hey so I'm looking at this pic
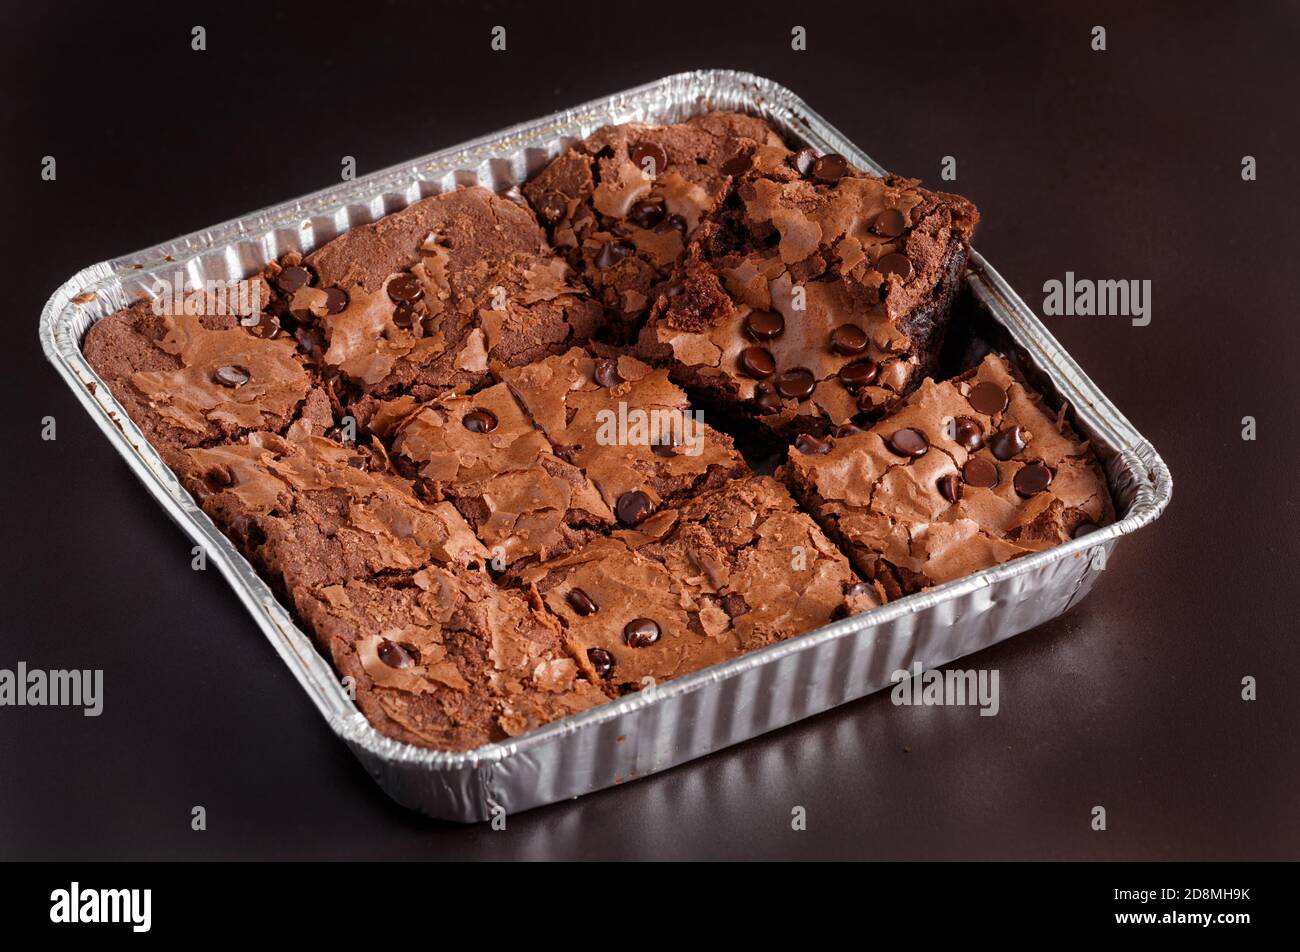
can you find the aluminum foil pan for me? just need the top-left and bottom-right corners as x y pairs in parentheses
(40, 70), (1172, 822)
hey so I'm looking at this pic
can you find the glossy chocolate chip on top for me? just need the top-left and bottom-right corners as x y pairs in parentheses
(745, 309), (784, 341)
(593, 358), (622, 389)
(811, 153), (848, 183)
(795, 433), (832, 455)
(629, 141), (668, 177)
(962, 456), (1000, 488)
(829, 323), (869, 356)
(378, 640), (418, 669)
(792, 148), (818, 176)
(392, 302), (418, 330)
(739, 346), (776, 380)
(872, 208), (907, 238)
(937, 473), (962, 503)
(275, 265), (312, 294)
(615, 490), (653, 526)
(623, 618), (661, 648)
(1013, 461), (1054, 498)
(322, 287), (349, 314)
(628, 197), (666, 229)
(952, 417), (984, 452)
(876, 253), (914, 280)
(587, 647), (615, 679)
(462, 409), (498, 433)
(988, 425), (1028, 460)
(838, 359), (879, 390)
(387, 273), (423, 303)
(886, 428), (929, 458)
(753, 381), (783, 413)
(566, 588), (598, 617)
(536, 190), (568, 224)
(214, 365), (250, 388)
(968, 381), (1009, 416)
(776, 367), (816, 400)
(720, 153), (752, 177)
(246, 313), (283, 340)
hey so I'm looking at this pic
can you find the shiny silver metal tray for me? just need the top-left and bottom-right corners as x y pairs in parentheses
(40, 70), (1172, 821)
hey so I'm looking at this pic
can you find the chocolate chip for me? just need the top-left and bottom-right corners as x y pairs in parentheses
(961, 456), (1000, 488)
(792, 148), (818, 177)
(595, 239), (635, 269)
(629, 197), (666, 229)
(856, 389), (881, 413)
(462, 409), (498, 433)
(886, 428), (929, 458)
(953, 416), (984, 452)
(745, 309), (784, 341)
(623, 618), (661, 648)
(247, 312), (282, 339)
(567, 588), (598, 616)
(876, 253), (913, 280)
(795, 433), (832, 455)
(537, 190), (568, 224)
(811, 153), (848, 183)
(754, 382), (783, 413)
(387, 273), (423, 303)
(651, 439), (678, 458)
(838, 359), (879, 391)
(829, 323), (869, 355)
(738, 346), (776, 380)
(587, 647), (615, 679)
(392, 302), (418, 330)
(720, 153), (752, 177)
(656, 213), (687, 235)
(206, 464), (235, 488)
(1072, 522), (1100, 539)
(937, 473), (962, 503)
(594, 358), (622, 388)
(776, 367), (816, 400)
(275, 266), (312, 294)
(873, 208), (907, 238)
(323, 287), (349, 314)
(214, 365), (250, 388)
(1013, 461), (1054, 498)
(378, 640), (418, 669)
(615, 490), (653, 526)
(968, 381), (1009, 416)
(630, 141), (668, 176)
(833, 423), (863, 438)
(989, 425), (1027, 460)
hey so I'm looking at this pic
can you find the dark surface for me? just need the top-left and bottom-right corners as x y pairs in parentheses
(1, 0), (1296, 860)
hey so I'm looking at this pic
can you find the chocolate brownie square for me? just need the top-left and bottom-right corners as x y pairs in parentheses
(297, 567), (610, 751)
(781, 354), (1113, 599)
(523, 112), (783, 330)
(511, 476), (870, 692)
(283, 186), (605, 402)
(636, 141), (978, 437)
(385, 380), (614, 563)
(495, 347), (749, 529)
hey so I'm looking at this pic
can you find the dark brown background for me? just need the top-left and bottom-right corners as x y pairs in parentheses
(1, 0), (1296, 860)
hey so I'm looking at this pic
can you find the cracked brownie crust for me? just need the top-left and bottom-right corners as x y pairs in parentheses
(81, 112), (1111, 752)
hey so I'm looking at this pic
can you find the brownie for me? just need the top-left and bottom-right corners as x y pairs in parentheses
(781, 354), (1113, 600)
(496, 347), (748, 527)
(522, 112), (784, 331)
(511, 476), (869, 691)
(80, 286), (318, 474)
(635, 140), (979, 437)
(286, 186), (605, 403)
(297, 568), (610, 751)
(386, 380), (614, 563)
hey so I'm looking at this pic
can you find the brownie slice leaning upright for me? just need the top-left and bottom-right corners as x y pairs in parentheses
(636, 140), (979, 439)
